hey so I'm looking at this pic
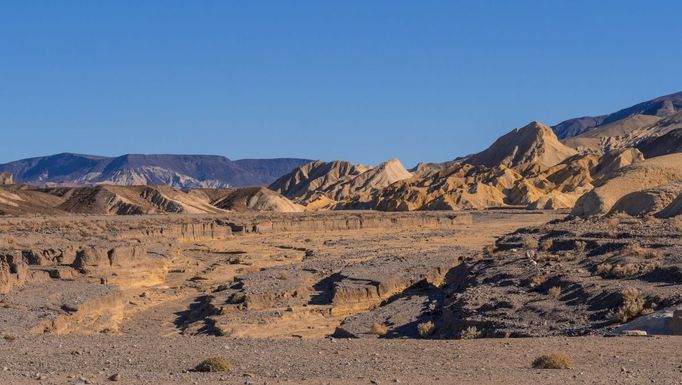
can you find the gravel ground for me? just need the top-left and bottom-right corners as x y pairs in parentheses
(0, 335), (680, 385)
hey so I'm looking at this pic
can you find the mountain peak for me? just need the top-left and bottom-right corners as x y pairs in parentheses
(466, 120), (576, 173)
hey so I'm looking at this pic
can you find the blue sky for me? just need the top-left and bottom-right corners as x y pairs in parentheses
(1, 1), (681, 167)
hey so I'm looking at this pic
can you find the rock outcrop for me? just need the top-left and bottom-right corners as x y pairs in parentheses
(270, 159), (412, 208)
(465, 121), (577, 174)
(340, 123), (639, 211)
(0, 172), (13, 185)
(208, 187), (304, 213)
(573, 153), (682, 217)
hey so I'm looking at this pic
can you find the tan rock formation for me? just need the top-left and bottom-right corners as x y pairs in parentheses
(573, 153), (682, 216)
(466, 121), (577, 174)
(0, 172), (13, 185)
(269, 159), (412, 207)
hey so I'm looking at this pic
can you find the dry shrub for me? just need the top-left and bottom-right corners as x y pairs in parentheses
(606, 216), (621, 233)
(672, 216), (682, 233)
(574, 240), (586, 254)
(548, 286), (562, 299)
(532, 353), (575, 369)
(524, 238), (539, 250)
(596, 262), (613, 276)
(596, 261), (661, 278)
(529, 274), (546, 289)
(612, 288), (646, 323)
(539, 238), (553, 252)
(482, 245), (495, 257)
(623, 244), (659, 259)
(460, 326), (480, 340)
(194, 357), (234, 372)
(417, 321), (435, 338)
(370, 323), (389, 336)
(536, 253), (560, 263)
(3, 334), (16, 342)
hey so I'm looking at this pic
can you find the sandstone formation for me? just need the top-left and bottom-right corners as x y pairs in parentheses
(572, 153), (682, 217)
(0, 184), (301, 215)
(637, 124), (682, 158)
(269, 159), (412, 209)
(0, 172), (13, 185)
(266, 119), (662, 213)
(344, 124), (642, 211)
(465, 121), (577, 173)
(207, 187), (304, 213)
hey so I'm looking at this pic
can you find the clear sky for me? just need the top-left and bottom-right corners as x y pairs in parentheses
(1, 1), (681, 167)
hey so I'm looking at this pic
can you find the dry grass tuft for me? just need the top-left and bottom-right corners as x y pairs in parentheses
(532, 353), (575, 369)
(672, 216), (682, 234)
(370, 323), (389, 336)
(539, 238), (553, 251)
(482, 245), (495, 258)
(194, 356), (234, 372)
(607, 216), (621, 233)
(524, 238), (539, 251)
(596, 261), (661, 278)
(612, 287), (646, 323)
(529, 274), (547, 289)
(417, 321), (435, 338)
(460, 326), (480, 340)
(574, 240), (586, 254)
(548, 286), (562, 299)
(623, 244), (659, 259)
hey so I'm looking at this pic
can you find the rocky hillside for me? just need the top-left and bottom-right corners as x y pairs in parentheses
(0, 153), (311, 189)
(274, 121), (643, 212)
(0, 184), (302, 215)
(270, 159), (412, 209)
(572, 153), (682, 217)
(465, 121), (577, 174)
(553, 91), (682, 139)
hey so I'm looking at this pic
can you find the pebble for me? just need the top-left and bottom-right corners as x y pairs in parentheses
(109, 373), (121, 381)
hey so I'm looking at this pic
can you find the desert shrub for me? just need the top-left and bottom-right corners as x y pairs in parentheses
(539, 238), (553, 251)
(623, 244), (659, 259)
(524, 238), (539, 250)
(548, 286), (562, 299)
(482, 245), (494, 257)
(536, 253), (561, 263)
(194, 357), (234, 372)
(612, 288), (646, 323)
(532, 353), (575, 369)
(672, 216), (682, 233)
(596, 263), (613, 276)
(596, 261), (661, 278)
(417, 321), (435, 338)
(370, 323), (389, 336)
(3, 334), (16, 342)
(574, 240), (586, 254)
(460, 326), (480, 340)
(606, 216), (621, 232)
(529, 274), (546, 289)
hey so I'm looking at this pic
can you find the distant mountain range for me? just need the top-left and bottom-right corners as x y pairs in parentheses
(552, 91), (682, 139)
(2, 91), (681, 193)
(0, 153), (311, 188)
